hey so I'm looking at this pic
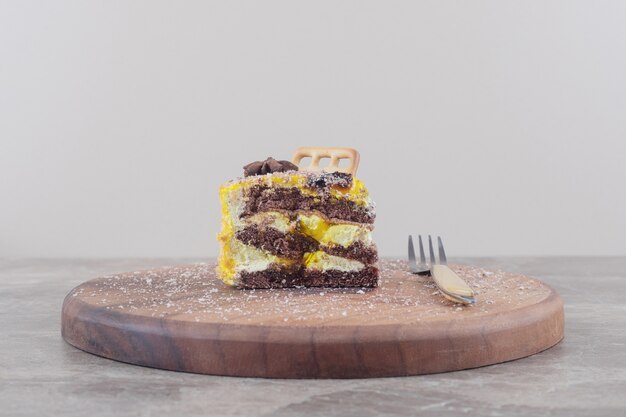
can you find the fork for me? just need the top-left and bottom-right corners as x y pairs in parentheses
(408, 235), (476, 305)
(408, 235), (429, 275)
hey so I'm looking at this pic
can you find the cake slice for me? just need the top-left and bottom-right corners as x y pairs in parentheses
(217, 148), (378, 289)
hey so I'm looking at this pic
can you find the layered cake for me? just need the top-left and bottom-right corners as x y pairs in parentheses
(217, 147), (379, 289)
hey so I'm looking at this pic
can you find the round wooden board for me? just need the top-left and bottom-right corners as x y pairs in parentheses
(61, 259), (564, 378)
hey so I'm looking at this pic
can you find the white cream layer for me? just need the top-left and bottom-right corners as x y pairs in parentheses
(226, 238), (283, 273)
(304, 251), (365, 272)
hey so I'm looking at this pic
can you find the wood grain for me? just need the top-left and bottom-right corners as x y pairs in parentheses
(61, 260), (564, 378)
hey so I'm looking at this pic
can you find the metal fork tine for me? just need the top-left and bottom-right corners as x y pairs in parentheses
(418, 235), (426, 265)
(408, 235), (417, 270)
(428, 235), (436, 265)
(437, 236), (447, 265)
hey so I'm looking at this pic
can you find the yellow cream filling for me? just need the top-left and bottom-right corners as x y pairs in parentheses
(217, 184), (237, 283)
(321, 224), (371, 248)
(246, 211), (293, 233)
(303, 251), (365, 272)
(298, 213), (371, 248)
(219, 172), (371, 206)
(297, 213), (330, 241)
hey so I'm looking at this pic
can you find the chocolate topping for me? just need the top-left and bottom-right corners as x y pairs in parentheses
(244, 157), (298, 177)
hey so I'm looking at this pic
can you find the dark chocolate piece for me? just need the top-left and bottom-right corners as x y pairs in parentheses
(244, 157), (298, 177)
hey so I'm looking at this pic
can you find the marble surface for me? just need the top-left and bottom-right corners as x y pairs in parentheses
(1, 257), (625, 417)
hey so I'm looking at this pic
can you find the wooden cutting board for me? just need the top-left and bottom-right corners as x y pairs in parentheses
(61, 259), (564, 378)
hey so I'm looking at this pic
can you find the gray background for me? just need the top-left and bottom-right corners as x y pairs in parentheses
(2, 0), (625, 258)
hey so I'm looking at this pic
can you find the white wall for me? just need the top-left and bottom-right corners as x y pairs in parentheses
(1, 1), (625, 258)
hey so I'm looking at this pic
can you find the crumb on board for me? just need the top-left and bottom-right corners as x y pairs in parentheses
(75, 259), (550, 326)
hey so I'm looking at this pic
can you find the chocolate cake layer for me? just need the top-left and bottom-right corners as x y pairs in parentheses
(235, 225), (378, 265)
(237, 265), (379, 289)
(322, 241), (379, 265)
(303, 266), (379, 288)
(235, 225), (317, 259)
(241, 185), (375, 224)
